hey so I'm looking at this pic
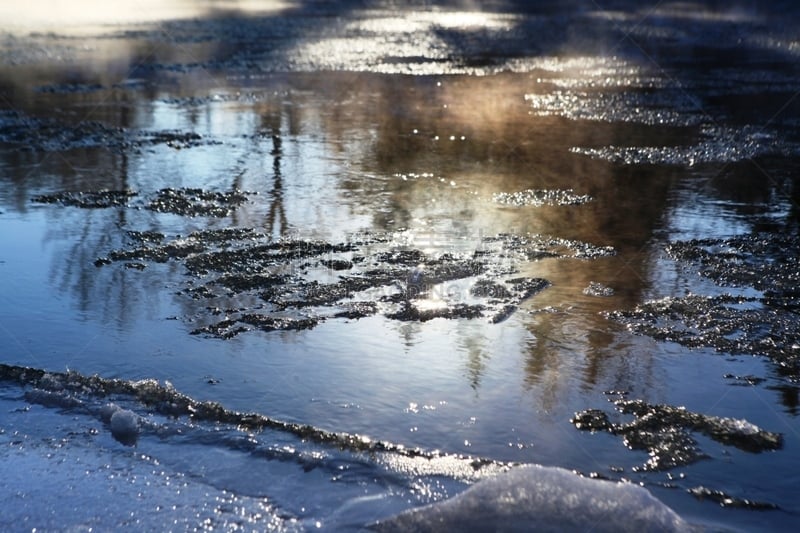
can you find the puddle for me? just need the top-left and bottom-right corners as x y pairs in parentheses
(2, 2), (800, 531)
(35, 82), (105, 94)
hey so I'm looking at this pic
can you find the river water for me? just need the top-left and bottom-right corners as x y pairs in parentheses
(1, 1), (799, 531)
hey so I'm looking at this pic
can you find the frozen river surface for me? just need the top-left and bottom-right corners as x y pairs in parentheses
(1, 1), (800, 531)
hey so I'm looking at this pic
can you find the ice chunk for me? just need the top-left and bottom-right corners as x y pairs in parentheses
(108, 406), (140, 446)
(23, 389), (82, 409)
(718, 417), (760, 436)
(372, 464), (691, 532)
(99, 402), (120, 422)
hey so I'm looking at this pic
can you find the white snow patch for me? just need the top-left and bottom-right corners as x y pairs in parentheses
(373, 464), (692, 532)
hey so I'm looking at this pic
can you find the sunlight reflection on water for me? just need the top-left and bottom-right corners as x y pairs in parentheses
(1, 2), (800, 531)
(0, 0), (293, 31)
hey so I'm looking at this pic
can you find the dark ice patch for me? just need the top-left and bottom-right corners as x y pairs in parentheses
(92, 228), (613, 337)
(607, 232), (800, 380)
(572, 397), (782, 471)
(386, 303), (486, 322)
(608, 294), (800, 378)
(320, 258), (353, 270)
(32, 188), (251, 218)
(571, 125), (798, 165)
(32, 190), (137, 208)
(688, 486), (779, 510)
(583, 281), (615, 297)
(191, 314), (320, 338)
(147, 187), (253, 217)
(334, 301), (378, 320)
(470, 279), (513, 300)
(0, 110), (220, 152)
(667, 233), (800, 306)
(126, 230), (165, 244)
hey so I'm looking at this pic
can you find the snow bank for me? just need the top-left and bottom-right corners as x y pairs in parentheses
(373, 464), (691, 532)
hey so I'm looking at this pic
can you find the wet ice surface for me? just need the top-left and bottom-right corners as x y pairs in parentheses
(2, 1), (800, 531)
(90, 223), (607, 334)
(1, 363), (528, 530)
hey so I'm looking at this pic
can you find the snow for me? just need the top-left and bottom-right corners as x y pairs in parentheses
(373, 464), (690, 533)
(104, 403), (140, 445)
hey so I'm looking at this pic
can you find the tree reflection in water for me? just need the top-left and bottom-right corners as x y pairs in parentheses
(1, 5), (800, 528)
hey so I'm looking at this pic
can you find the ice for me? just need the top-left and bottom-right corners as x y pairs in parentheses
(99, 402), (141, 445)
(373, 464), (691, 533)
(718, 417), (760, 436)
(109, 408), (140, 446)
(1, 366), (695, 532)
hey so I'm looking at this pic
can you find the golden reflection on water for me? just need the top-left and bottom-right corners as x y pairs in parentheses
(291, 70), (672, 401)
(2, 69), (672, 394)
(0, 1), (680, 405)
(1, 7), (798, 528)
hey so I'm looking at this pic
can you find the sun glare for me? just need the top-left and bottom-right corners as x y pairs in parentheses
(0, 0), (293, 32)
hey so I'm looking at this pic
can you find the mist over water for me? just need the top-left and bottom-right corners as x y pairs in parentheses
(1, 1), (800, 531)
